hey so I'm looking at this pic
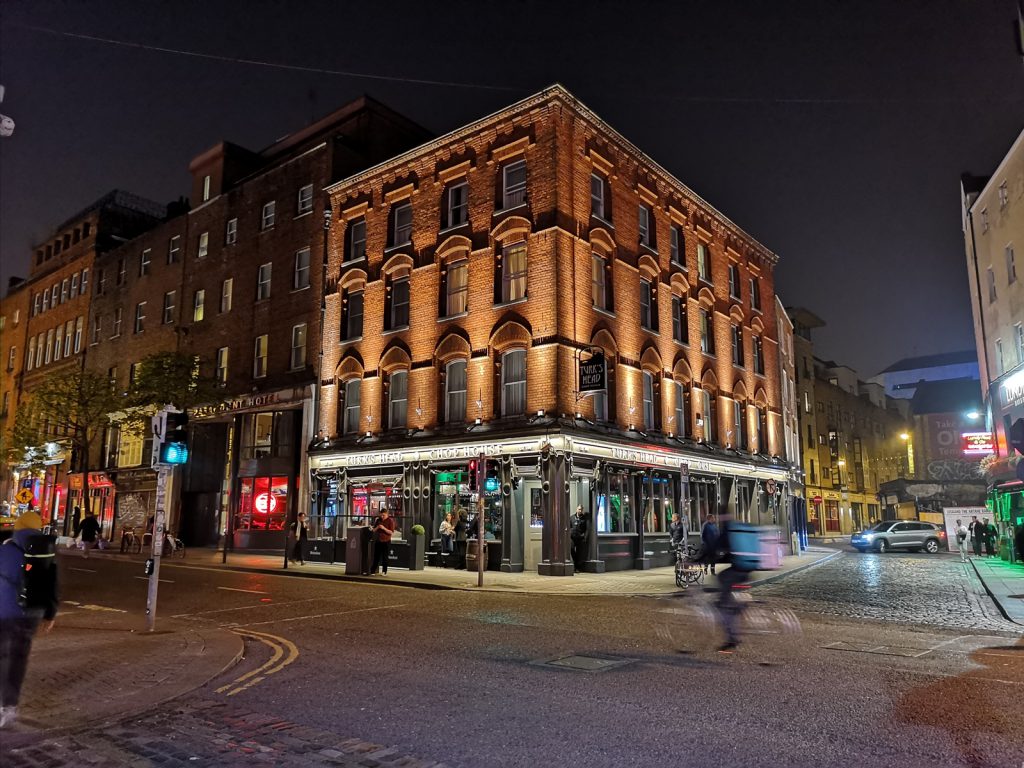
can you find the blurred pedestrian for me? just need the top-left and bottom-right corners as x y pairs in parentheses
(954, 519), (969, 563)
(969, 516), (983, 557)
(983, 518), (996, 557)
(288, 512), (308, 565)
(712, 511), (752, 653)
(78, 511), (100, 558)
(0, 511), (59, 729)
(454, 511), (468, 570)
(570, 505), (589, 572)
(701, 513), (719, 575)
(370, 509), (396, 575)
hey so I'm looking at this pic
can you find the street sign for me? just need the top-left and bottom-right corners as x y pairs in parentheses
(765, 479), (777, 495)
(15, 488), (33, 504)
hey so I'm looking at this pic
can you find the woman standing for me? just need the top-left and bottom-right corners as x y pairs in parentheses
(439, 512), (455, 564)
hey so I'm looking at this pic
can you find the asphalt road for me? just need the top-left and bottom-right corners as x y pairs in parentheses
(12, 549), (1024, 767)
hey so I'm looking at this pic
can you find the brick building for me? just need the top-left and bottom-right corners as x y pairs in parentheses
(311, 85), (791, 576)
(0, 278), (31, 511)
(86, 97), (430, 548)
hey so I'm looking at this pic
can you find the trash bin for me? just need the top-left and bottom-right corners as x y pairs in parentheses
(345, 526), (372, 575)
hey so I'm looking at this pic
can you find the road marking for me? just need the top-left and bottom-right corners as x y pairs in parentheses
(217, 586), (269, 595)
(134, 576), (174, 584)
(68, 568), (97, 573)
(231, 603), (408, 628)
(172, 594), (356, 619)
(62, 600), (128, 613)
(217, 629), (299, 697)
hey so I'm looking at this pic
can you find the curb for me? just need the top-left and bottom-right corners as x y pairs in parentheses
(968, 558), (1023, 626)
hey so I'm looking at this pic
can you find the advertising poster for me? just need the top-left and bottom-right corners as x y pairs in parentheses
(941, 506), (988, 552)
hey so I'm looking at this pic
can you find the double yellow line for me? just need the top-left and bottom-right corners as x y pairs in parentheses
(216, 628), (299, 697)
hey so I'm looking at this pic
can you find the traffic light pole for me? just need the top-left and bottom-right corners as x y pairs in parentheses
(477, 454), (485, 587)
(145, 464), (170, 632)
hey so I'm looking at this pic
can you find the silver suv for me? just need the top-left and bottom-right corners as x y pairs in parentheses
(850, 520), (948, 554)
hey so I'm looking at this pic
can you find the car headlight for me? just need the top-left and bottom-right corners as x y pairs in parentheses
(862, 533), (875, 541)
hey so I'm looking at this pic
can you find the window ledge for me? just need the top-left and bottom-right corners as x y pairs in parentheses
(439, 221), (470, 236)
(494, 297), (528, 309)
(384, 241), (412, 254)
(493, 202), (529, 216)
(260, 226), (275, 233)
(291, 285), (311, 294)
(438, 312), (468, 323)
(382, 325), (410, 337)
(641, 326), (660, 336)
(294, 210), (313, 220)
(341, 335), (364, 344)
(639, 243), (659, 257)
(590, 214), (614, 229)
(593, 307), (616, 319)
(699, 277), (714, 287)
(670, 260), (687, 271)
(341, 256), (367, 267)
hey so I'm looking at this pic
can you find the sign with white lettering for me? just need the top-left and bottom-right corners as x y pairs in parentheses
(579, 351), (607, 394)
(961, 432), (994, 455)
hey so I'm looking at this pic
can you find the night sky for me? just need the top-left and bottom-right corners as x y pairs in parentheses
(1, 0), (1021, 377)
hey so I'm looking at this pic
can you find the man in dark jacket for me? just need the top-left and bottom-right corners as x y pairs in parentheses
(0, 511), (59, 729)
(78, 510), (101, 558)
(570, 505), (589, 572)
(713, 513), (752, 653)
(288, 512), (308, 565)
(700, 514), (719, 575)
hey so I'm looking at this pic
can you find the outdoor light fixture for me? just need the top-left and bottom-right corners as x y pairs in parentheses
(899, 432), (909, 440)
(575, 412), (583, 419)
(475, 417), (482, 425)
(536, 409), (545, 417)
(967, 411), (981, 420)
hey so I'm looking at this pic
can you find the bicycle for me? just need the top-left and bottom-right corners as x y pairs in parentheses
(163, 534), (186, 559)
(673, 543), (705, 589)
(119, 528), (142, 555)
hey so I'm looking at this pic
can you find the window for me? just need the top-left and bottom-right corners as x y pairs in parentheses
(297, 184), (313, 215)
(733, 400), (748, 450)
(42, 287), (50, 310)
(163, 292), (175, 324)
(33, 293), (41, 316)
(197, 231), (209, 259)
(590, 174), (606, 219)
(226, 218), (238, 245)
(446, 182), (469, 228)
(642, 371), (655, 429)
(640, 279), (656, 330)
(61, 278), (69, 303)
(134, 302), (146, 334)
(111, 308), (122, 338)
(388, 276), (410, 329)
(345, 218), (366, 262)
(140, 248), (151, 276)
(91, 315), (101, 345)
(193, 289), (205, 322)
(1008, 244), (1017, 284)
(74, 317), (83, 353)
(343, 379), (361, 434)
(168, 235), (180, 264)
(750, 276), (761, 311)
(445, 359), (467, 423)
(674, 381), (689, 437)
(754, 406), (767, 453)
(81, 268), (89, 294)
(64, 320), (73, 356)
(807, 424), (814, 448)
(999, 181), (1009, 209)
(201, 174), (212, 202)
(390, 202), (412, 247)
(592, 253), (609, 311)
(216, 347), (229, 384)
(261, 201), (276, 230)
(501, 349), (527, 417)
(501, 242), (527, 303)
(731, 324), (744, 366)
(290, 324), (307, 370)
(53, 327), (62, 362)
(672, 295), (688, 344)
(257, 263), (272, 300)
(34, 333), (43, 368)
(753, 335), (765, 375)
(638, 205), (652, 247)
(1017, 323), (1024, 362)
(700, 309), (715, 354)
(728, 264), (741, 299)
(697, 242), (711, 282)
(294, 247), (311, 290)
(670, 225), (684, 265)
(997, 339), (1005, 374)
(128, 361), (141, 387)
(446, 260), (468, 316)
(388, 370), (408, 429)
(344, 289), (364, 340)
(42, 329), (51, 364)
(221, 278), (233, 313)
(982, 208), (989, 232)
(253, 335), (268, 378)
(502, 160), (527, 208)
(702, 388), (718, 443)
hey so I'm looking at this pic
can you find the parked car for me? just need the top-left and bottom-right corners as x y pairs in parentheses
(850, 520), (948, 554)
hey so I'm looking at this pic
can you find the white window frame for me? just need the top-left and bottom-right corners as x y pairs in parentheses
(257, 263), (272, 300)
(638, 205), (651, 247)
(388, 370), (408, 429)
(391, 202), (413, 246)
(502, 159), (527, 209)
(134, 301), (147, 334)
(297, 184), (313, 214)
(590, 173), (605, 219)
(168, 235), (181, 264)
(343, 379), (361, 435)
(750, 276), (761, 310)
(111, 308), (122, 338)
(697, 242), (710, 282)
(140, 249), (151, 277)
(226, 218), (238, 245)
(221, 278), (233, 313)
(253, 335), (268, 378)
(389, 276), (410, 329)
(197, 231), (209, 259)
(501, 242), (528, 303)
(261, 201), (276, 230)
(202, 174), (212, 202)
(642, 370), (655, 429)
(501, 349), (527, 417)
(447, 181), (469, 228)
(345, 289), (364, 340)
(290, 324), (307, 370)
(445, 359), (467, 424)
(670, 225), (683, 265)
(73, 317), (83, 353)
(446, 260), (468, 316)
(216, 347), (229, 384)
(163, 292), (175, 324)
(294, 247), (311, 290)
(345, 218), (366, 262)
(193, 289), (205, 322)
(591, 253), (607, 310)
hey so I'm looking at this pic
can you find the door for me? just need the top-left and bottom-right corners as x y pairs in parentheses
(523, 481), (543, 571)
(889, 522), (914, 549)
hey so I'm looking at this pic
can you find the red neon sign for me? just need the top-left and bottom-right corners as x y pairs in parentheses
(961, 432), (994, 455)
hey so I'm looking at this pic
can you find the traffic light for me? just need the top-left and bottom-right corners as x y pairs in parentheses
(159, 410), (190, 464)
(484, 459), (500, 493)
(468, 459), (478, 491)
(1011, 418), (1024, 456)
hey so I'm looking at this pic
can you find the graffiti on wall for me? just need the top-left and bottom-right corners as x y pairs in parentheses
(926, 460), (983, 482)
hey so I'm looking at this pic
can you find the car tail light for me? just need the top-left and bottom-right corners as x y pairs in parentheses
(939, 531), (947, 538)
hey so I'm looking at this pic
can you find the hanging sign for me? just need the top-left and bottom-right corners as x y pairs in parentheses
(579, 351), (607, 394)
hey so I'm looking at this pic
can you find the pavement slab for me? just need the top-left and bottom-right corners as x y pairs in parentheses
(968, 555), (1024, 624)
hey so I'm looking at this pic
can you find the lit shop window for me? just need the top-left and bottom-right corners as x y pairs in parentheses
(237, 476), (290, 531)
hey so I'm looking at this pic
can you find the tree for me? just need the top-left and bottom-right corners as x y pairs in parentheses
(127, 351), (222, 413)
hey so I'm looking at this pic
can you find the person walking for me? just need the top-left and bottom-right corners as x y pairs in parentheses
(288, 512), (308, 565)
(983, 518), (997, 557)
(570, 505), (589, 573)
(370, 509), (396, 575)
(0, 511), (59, 729)
(700, 513), (719, 575)
(711, 512), (752, 654)
(439, 512), (455, 565)
(954, 519), (969, 563)
(969, 516), (983, 557)
(78, 510), (101, 558)
(454, 511), (468, 570)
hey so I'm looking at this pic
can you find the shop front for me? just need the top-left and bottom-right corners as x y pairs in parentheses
(68, 471), (116, 539)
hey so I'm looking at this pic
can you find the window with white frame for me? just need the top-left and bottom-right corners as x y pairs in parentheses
(253, 335), (268, 378)
(345, 218), (366, 262)
(257, 263), (272, 300)
(134, 302), (146, 333)
(140, 248), (151, 276)
(999, 181), (1009, 209)
(261, 201), (276, 230)
(731, 324), (743, 366)
(197, 231), (209, 259)
(33, 293), (41, 316)
(73, 317), (82, 353)
(674, 381), (689, 438)
(168, 235), (181, 264)
(344, 379), (361, 434)
(501, 242), (527, 303)
(640, 279), (655, 330)
(592, 253), (608, 311)
(297, 184), (313, 215)
(202, 174), (212, 202)
(728, 264), (741, 299)
(590, 174), (605, 219)
(221, 278), (233, 313)
(216, 347), (229, 383)
(445, 359), (467, 423)
(502, 160), (527, 209)
(111, 308), (122, 338)
(116, 258), (126, 286)
(81, 268), (89, 294)
(65, 319), (74, 356)
(53, 327), (63, 362)
(61, 279), (69, 303)
(753, 335), (765, 375)
(34, 333), (43, 368)
(163, 292), (175, 324)
(226, 218), (238, 245)
(638, 205), (652, 247)
(501, 349), (527, 417)
(290, 324), (307, 370)
(390, 202), (412, 247)
(446, 260), (468, 316)
(1008, 244), (1017, 284)
(446, 181), (469, 228)
(642, 370), (655, 429)
(193, 290), (205, 322)
(294, 247), (311, 290)
(697, 242), (711, 282)
(91, 315), (101, 345)
(388, 370), (408, 429)
(734, 400), (747, 449)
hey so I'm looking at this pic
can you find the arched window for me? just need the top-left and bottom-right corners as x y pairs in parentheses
(501, 349), (527, 416)
(445, 359), (467, 423)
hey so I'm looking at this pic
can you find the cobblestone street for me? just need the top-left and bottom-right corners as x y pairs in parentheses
(754, 550), (1016, 632)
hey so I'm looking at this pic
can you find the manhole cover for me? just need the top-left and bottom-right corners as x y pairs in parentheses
(531, 654), (635, 672)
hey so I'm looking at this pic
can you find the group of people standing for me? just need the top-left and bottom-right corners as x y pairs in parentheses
(958, 515), (1000, 558)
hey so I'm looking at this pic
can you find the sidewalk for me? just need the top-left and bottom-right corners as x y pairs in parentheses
(176, 545), (842, 595)
(969, 556), (1024, 625)
(1, 606), (243, 751)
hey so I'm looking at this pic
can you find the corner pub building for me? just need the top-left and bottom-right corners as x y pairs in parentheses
(309, 85), (792, 575)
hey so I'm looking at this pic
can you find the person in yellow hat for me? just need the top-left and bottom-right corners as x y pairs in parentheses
(0, 509), (59, 729)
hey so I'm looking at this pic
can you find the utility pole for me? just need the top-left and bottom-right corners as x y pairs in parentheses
(477, 454), (485, 587)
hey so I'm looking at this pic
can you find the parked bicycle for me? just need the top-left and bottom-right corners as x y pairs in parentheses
(163, 534), (186, 559)
(674, 543), (705, 588)
(119, 527), (143, 554)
